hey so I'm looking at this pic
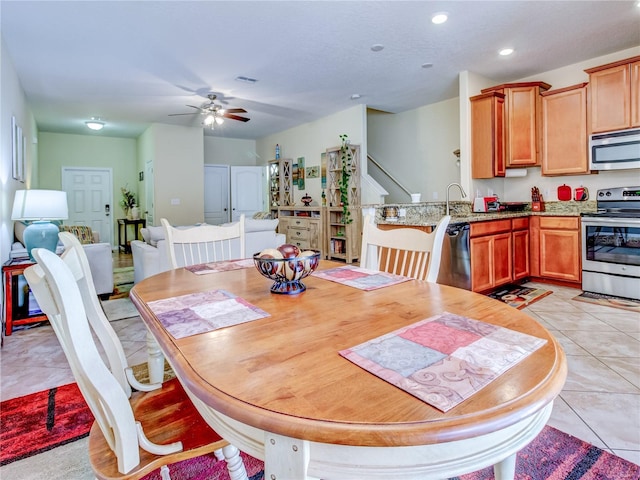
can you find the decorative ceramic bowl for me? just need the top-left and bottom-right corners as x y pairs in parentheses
(253, 250), (321, 294)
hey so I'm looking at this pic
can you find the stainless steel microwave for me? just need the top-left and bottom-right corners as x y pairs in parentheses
(589, 128), (640, 171)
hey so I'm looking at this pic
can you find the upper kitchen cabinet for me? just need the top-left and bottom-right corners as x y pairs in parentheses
(541, 83), (589, 176)
(470, 91), (505, 178)
(481, 81), (551, 168)
(585, 55), (640, 133)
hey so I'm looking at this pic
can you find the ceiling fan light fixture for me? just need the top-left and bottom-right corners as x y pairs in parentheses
(204, 114), (215, 126)
(215, 116), (224, 125)
(85, 118), (104, 131)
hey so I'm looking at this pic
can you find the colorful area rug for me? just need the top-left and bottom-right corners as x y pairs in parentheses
(0, 383), (94, 466)
(109, 266), (134, 299)
(488, 283), (552, 309)
(3, 376), (638, 479)
(573, 291), (640, 313)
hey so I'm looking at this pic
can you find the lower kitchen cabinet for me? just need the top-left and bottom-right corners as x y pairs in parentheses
(470, 219), (513, 292)
(530, 216), (581, 283)
(512, 217), (530, 281)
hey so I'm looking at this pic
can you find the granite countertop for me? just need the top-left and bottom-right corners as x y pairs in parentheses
(373, 200), (597, 228)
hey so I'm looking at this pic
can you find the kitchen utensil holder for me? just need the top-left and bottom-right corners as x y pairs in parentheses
(531, 201), (545, 212)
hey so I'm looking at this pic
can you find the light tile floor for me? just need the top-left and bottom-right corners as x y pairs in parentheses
(1, 282), (639, 467)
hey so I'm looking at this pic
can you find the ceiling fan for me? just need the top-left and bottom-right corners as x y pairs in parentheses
(169, 94), (250, 129)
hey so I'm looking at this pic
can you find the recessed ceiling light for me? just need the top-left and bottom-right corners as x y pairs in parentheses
(421, 63), (434, 69)
(431, 12), (448, 24)
(371, 44), (384, 52)
(499, 48), (514, 56)
(350, 94), (362, 100)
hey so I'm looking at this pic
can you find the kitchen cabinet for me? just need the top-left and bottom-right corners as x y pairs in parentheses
(470, 91), (505, 178)
(512, 217), (530, 282)
(541, 83), (590, 175)
(326, 207), (360, 264)
(529, 216), (581, 284)
(470, 219), (512, 292)
(481, 81), (551, 168)
(268, 158), (293, 218)
(278, 207), (324, 256)
(585, 55), (640, 133)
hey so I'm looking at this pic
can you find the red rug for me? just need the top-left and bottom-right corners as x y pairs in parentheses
(0, 382), (94, 466)
(3, 382), (638, 480)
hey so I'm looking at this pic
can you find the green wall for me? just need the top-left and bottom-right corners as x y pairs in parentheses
(37, 132), (138, 241)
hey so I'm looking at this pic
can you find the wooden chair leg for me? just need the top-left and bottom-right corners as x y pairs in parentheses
(222, 444), (249, 480)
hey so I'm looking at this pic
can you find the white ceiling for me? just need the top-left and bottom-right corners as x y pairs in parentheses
(2, 1), (639, 140)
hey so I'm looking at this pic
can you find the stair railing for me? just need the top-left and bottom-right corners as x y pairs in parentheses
(367, 154), (412, 201)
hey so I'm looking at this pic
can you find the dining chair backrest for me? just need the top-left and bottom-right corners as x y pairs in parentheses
(25, 248), (155, 474)
(25, 248), (245, 480)
(57, 231), (159, 397)
(161, 215), (246, 269)
(359, 214), (451, 282)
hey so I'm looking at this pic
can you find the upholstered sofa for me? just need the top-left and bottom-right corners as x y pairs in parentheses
(11, 222), (114, 296)
(130, 218), (286, 283)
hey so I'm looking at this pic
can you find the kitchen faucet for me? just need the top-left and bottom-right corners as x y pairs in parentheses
(446, 183), (467, 216)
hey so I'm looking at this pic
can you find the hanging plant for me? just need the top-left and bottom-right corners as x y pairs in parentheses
(338, 134), (353, 224)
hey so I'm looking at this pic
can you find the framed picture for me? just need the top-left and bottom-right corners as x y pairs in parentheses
(297, 156), (305, 190)
(12, 116), (25, 182)
(306, 166), (319, 178)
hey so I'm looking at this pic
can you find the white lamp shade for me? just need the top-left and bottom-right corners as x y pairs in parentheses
(11, 189), (69, 221)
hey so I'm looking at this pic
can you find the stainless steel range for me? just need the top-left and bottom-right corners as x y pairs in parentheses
(581, 186), (640, 300)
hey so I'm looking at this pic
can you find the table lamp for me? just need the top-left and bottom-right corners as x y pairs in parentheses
(11, 189), (69, 261)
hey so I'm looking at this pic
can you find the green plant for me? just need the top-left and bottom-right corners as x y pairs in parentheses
(338, 134), (353, 224)
(120, 186), (136, 212)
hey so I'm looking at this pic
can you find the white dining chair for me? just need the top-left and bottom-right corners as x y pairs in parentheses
(161, 216), (246, 269)
(25, 248), (248, 480)
(359, 214), (451, 282)
(58, 231), (160, 396)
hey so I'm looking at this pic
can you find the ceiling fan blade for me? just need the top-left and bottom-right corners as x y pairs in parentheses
(223, 113), (250, 122)
(224, 108), (247, 114)
(186, 105), (202, 110)
(168, 112), (200, 116)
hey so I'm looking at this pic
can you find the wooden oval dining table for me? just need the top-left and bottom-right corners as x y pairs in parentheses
(130, 260), (567, 480)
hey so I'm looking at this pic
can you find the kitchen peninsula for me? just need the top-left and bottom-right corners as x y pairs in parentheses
(371, 200), (596, 293)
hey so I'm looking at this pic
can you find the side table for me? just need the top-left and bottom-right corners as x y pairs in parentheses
(3, 260), (48, 336)
(118, 218), (146, 253)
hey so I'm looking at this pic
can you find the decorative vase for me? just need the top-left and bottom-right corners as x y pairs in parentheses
(131, 205), (140, 220)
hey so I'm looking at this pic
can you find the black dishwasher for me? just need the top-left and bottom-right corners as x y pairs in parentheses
(437, 223), (471, 290)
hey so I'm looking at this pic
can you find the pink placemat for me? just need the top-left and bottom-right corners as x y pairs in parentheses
(185, 258), (255, 275)
(313, 265), (411, 291)
(340, 311), (547, 412)
(147, 290), (269, 339)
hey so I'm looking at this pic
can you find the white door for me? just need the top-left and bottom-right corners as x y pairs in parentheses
(61, 167), (113, 246)
(204, 165), (230, 225)
(145, 161), (155, 226)
(230, 166), (265, 221)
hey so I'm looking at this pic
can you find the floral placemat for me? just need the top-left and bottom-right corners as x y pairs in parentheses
(185, 258), (255, 275)
(339, 311), (547, 412)
(313, 265), (411, 291)
(147, 290), (269, 339)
